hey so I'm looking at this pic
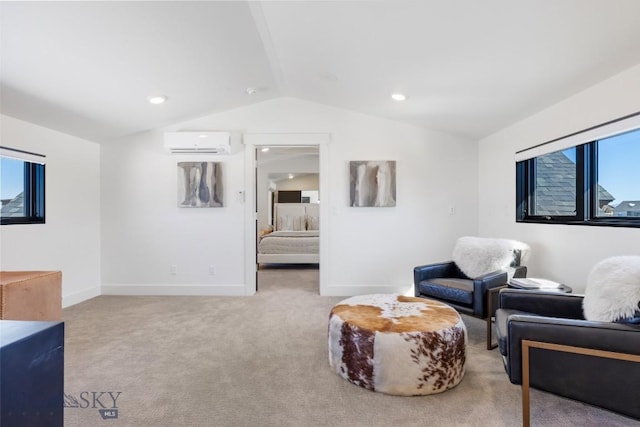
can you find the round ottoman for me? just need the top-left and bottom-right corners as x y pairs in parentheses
(328, 294), (467, 396)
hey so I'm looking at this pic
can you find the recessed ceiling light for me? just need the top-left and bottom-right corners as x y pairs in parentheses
(246, 87), (258, 95)
(147, 95), (167, 104)
(391, 93), (407, 101)
(261, 147), (270, 152)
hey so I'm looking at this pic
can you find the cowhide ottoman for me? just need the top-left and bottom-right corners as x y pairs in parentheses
(328, 294), (467, 396)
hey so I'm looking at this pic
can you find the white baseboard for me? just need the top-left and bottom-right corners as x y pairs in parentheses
(62, 286), (101, 308)
(101, 283), (247, 296)
(65, 283), (412, 304)
(321, 284), (414, 297)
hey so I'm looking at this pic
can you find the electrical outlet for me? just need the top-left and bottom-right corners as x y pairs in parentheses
(209, 265), (216, 276)
(449, 206), (456, 215)
(170, 265), (177, 275)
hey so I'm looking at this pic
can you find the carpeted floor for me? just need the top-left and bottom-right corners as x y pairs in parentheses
(62, 268), (638, 426)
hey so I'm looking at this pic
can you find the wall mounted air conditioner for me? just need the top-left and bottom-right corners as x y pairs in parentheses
(164, 131), (231, 154)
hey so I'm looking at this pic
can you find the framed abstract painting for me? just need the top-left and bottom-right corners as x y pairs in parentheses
(349, 160), (396, 207)
(177, 162), (223, 207)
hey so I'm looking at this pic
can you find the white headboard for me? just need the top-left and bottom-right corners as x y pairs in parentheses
(274, 203), (320, 231)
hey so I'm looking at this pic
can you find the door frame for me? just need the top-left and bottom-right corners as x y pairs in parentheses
(243, 133), (331, 295)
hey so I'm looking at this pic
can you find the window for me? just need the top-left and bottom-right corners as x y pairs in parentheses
(595, 130), (640, 218)
(1, 148), (46, 225)
(531, 147), (578, 217)
(516, 123), (640, 228)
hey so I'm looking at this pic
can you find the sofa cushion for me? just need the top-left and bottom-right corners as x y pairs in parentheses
(613, 307), (640, 324)
(615, 314), (640, 324)
(418, 278), (474, 305)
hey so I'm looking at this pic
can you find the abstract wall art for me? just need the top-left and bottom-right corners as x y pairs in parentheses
(349, 160), (396, 207)
(177, 162), (223, 207)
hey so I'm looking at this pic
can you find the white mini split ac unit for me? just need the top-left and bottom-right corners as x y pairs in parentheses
(164, 131), (232, 154)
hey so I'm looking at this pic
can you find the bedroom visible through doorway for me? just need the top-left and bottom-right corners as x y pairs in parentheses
(255, 146), (320, 293)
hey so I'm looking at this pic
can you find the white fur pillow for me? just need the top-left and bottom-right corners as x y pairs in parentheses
(452, 236), (529, 279)
(583, 256), (640, 322)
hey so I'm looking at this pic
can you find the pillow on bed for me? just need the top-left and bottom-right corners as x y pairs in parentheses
(276, 216), (286, 231)
(277, 215), (305, 231)
(259, 226), (273, 237)
(306, 215), (320, 230)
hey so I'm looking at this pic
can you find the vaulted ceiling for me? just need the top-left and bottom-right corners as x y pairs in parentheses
(2, 1), (640, 143)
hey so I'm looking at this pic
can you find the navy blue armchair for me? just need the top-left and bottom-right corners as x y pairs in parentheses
(495, 289), (640, 422)
(414, 256), (526, 350)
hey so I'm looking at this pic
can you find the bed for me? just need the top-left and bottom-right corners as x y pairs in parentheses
(258, 203), (319, 265)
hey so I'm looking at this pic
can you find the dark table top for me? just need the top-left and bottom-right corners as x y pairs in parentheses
(0, 320), (63, 347)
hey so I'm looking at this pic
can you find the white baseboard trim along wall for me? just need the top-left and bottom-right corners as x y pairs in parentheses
(62, 286), (101, 308)
(100, 284), (247, 297)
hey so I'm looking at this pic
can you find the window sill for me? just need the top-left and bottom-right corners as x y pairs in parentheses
(516, 218), (640, 229)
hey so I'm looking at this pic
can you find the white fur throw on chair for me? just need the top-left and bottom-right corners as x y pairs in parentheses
(452, 236), (529, 279)
(583, 256), (640, 322)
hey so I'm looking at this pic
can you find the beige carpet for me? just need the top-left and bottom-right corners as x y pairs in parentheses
(62, 268), (638, 426)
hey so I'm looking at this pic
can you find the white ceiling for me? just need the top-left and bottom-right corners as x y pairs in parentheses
(258, 147), (319, 182)
(2, 1), (640, 143)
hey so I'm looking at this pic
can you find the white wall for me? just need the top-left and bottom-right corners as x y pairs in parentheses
(276, 174), (319, 191)
(478, 64), (640, 293)
(101, 98), (478, 295)
(100, 129), (246, 295)
(0, 114), (101, 306)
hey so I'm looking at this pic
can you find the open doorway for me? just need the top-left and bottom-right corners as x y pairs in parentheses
(255, 146), (320, 293)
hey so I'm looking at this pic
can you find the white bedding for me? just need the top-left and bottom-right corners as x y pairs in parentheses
(258, 230), (319, 255)
(258, 203), (320, 264)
